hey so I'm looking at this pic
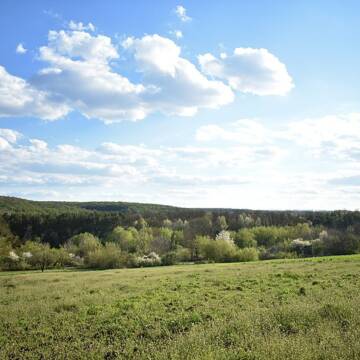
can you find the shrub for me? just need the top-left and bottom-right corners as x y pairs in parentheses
(85, 243), (123, 269)
(234, 229), (257, 248)
(0, 250), (28, 270)
(54, 248), (76, 268)
(106, 226), (139, 253)
(235, 247), (259, 262)
(136, 252), (161, 267)
(65, 233), (101, 258)
(311, 238), (325, 256)
(174, 246), (192, 262)
(150, 228), (174, 255)
(290, 238), (312, 256)
(259, 247), (298, 260)
(161, 252), (178, 266)
(196, 236), (238, 262)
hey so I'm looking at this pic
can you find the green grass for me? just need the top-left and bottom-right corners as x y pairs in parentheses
(1, 255), (360, 359)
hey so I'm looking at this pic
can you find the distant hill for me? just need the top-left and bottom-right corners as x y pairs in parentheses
(0, 196), (183, 215)
(0, 195), (346, 217)
(1, 196), (359, 248)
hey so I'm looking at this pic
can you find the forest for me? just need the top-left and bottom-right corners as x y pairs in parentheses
(1, 196), (360, 271)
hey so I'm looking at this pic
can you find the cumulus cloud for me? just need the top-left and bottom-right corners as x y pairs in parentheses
(123, 34), (234, 116)
(29, 139), (48, 151)
(31, 29), (149, 122)
(175, 5), (191, 22)
(0, 66), (70, 120)
(16, 43), (27, 54)
(0, 24), (293, 123)
(0, 129), (22, 143)
(199, 48), (294, 95)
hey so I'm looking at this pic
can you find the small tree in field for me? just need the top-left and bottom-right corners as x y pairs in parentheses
(64, 233), (101, 258)
(22, 242), (56, 272)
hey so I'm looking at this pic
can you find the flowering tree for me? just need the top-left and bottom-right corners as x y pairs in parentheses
(215, 230), (233, 244)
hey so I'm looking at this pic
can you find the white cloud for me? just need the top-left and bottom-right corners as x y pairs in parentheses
(174, 30), (183, 39)
(32, 29), (149, 122)
(1, 114), (360, 209)
(0, 24), (293, 123)
(0, 129), (22, 143)
(199, 48), (294, 95)
(195, 112), (360, 179)
(0, 66), (70, 120)
(16, 43), (27, 54)
(68, 20), (95, 32)
(0, 127), (280, 193)
(196, 119), (268, 145)
(44, 29), (118, 64)
(29, 139), (48, 151)
(151, 173), (248, 186)
(283, 113), (360, 160)
(123, 34), (234, 117)
(196, 113), (360, 165)
(175, 5), (191, 22)
(169, 30), (183, 39)
(43, 9), (62, 20)
(123, 35), (180, 76)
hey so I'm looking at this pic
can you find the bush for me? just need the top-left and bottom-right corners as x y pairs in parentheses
(290, 238), (312, 256)
(65, 233), (101, 258)
(196, 236), (238, 263)
(234, 229), (257, 248)
(136, 252), (161, 267)
(106, 226), (139, 253)
(235, 247), (259, 262)
(174, 246), (192, 262)
(311, 238), (325, 256)
(161, 252), (177, 266)
(259, 247), (298, 260)
(0, 250), (28, 270)
(85, 243), (123, 269)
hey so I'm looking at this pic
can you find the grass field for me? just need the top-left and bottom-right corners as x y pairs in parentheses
(1, 256), (360, 359)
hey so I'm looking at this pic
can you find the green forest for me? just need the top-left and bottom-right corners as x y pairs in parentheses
(1, 196), (360, 271)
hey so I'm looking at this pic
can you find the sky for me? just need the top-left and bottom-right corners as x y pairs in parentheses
(0, 0), (360, 210)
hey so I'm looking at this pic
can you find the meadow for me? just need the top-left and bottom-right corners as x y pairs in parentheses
(1, 255), (360, 359)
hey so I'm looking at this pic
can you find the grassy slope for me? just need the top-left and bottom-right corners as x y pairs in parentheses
(1, 256), (360, 359)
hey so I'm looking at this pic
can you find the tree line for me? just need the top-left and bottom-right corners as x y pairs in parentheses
(1, 206), (360, 271)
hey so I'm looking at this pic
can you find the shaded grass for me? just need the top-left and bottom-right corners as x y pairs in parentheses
(1, 255), (360, 359)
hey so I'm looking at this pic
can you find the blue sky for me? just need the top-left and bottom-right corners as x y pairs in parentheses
(0, 0), (360, 209)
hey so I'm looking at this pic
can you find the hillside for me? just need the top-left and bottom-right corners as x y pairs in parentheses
(0, 196), (183, 216)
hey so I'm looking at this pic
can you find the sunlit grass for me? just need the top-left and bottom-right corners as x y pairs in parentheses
(1, 255), (360, 359)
